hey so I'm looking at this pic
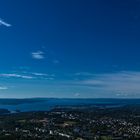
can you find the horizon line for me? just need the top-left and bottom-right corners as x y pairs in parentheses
(0, 97), (139, 100)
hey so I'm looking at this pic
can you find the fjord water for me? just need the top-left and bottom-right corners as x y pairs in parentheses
(0, 98), (139, 112)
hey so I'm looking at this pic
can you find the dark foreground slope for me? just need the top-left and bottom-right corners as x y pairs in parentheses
(0, 104), (139, 139)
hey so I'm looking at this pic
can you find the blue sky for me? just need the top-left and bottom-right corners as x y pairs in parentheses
(0, 0), (140, 98)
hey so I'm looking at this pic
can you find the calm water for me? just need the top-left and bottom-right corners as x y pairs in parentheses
(0, 98), (139, 112)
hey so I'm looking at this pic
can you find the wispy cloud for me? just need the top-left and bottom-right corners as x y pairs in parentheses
(0, 71), (55, 80)
(31, 72), (55, 80)
(0, 19), (11, 27)
(31, 51), (45, 60)
(32, 72), (49, 76)
(0, 86), (8, 90)
(0, 74), (33, 79)
(75, 71), (140, 97)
